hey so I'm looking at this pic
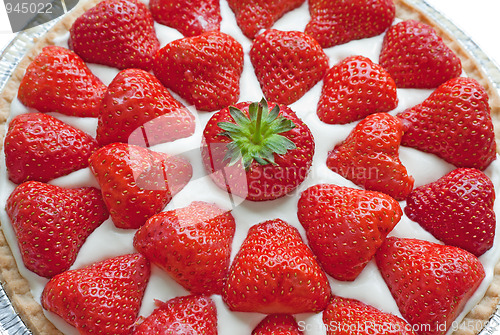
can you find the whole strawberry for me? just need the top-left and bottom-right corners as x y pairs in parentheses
(379, 20), (462, 88)
(305, 0), (395, 48)
(317, 55), (398, 124)
(297, 184), (402, 281)
(5, 113), (98, 184)
(42, 253), (150, 335)
(132, 295), (217, 335)
(397, 77), (496, 170)
(227, 0), (305, 39)
(18, 46), (106, 117)
(69, 0), (160, 71)
(202, 99), (314, 201)
(405, 168), (495, 256)
(222, 219), (331, 314)
(376, 237), (485, 335)
(89, 143), (192, 229)
(327, 113), (414, 201)
(323, 296), (416, 335)
(134, 201), (235, 295)
(96, 68), (195, 147)
(153, 31), (243, 112)
(252, 314), (303, 335)
(6, 181), (108, 278)
(250, 29), (329, 105)
(149, 0), (221, 37)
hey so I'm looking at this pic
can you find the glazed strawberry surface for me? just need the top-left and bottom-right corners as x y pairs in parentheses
(1, 1), (500, 334)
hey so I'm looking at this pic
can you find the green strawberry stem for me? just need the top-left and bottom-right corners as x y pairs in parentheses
(218, 98), (296, 170)
(253, 102), (263, 144)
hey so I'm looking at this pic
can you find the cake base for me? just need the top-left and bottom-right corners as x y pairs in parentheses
(0, 0), (499, 334)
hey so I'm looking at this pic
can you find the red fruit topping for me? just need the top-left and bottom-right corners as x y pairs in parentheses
(134, 201), (235, 295)
(69, 0), (160, 71)
(379, 20), (462, 88)
(298, 184), (402, 280)
(5, 113), (98, 184)
(18, 45), (106, 117)
(250, 29), (329, 105)
(202, 99), (314, 201)
(222, 219), (331, 314)
(317, 55), (398, 124)
(327, 113), (414, 200)
(397, 77), (496, 170)
(405, 168), (495, 256)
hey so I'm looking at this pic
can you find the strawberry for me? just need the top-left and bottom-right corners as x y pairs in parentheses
(405, 168), (495, 256)
(250, 29), (329, 105)
(132, 295), (217, 335)
(305, 0), (395, 48)
(375, 237), (485, 335)
(379, 20), (462, 88)
(323, 296), (416, 335)
(153, 31), (244, 112)
(297, 184), (402, 281)
(202, 99), (314, 201)
(96, 68), (195, 147)
(134, 201), (235, 295)
(17, 45), (106, 117)
(317, 55), (398, 124)
(222, 219), (331, 314)
(69, 0), (160, 71)
(226, 0), (305, 39)
(42, 253), (150, 335)
(397, 77), (496, 170)
(252, 314), (303, 335)
(326, 113), (414, 201)
(4, 113), (98, 184)
(6, 181), (108, 278)
(89, 143), (192, 229)
(149, 0), (221, 37)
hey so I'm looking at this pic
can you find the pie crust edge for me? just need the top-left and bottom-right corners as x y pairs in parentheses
(0, 0), (498, 334)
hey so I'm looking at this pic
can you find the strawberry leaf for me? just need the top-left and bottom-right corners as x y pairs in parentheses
(218, 99), (296, 170)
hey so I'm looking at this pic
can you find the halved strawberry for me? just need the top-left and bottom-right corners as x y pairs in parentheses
(379, 20), (462, 88)
(5, 113), (98, 184)
(227, 0), (305, 39)
(253, 314), (303, 335)
(323, 296), (416, 335)
(397, 77), (496, 170)
(376, 237), (485, 335)
(96, 68), (195, 147)
(317, 55), (398, 124)
(149, 0), (221, 37)
(297, 184), (402, 281)
(18, 45), (106, 117)
(69, 0), (160, 71)
(202, 99), (314, 201)
(132, 295), (217, 335)
(6, 181), (108, 278)
(42, 253), (150, 335)
(134, 201), (235, 295)
(327, 113), (414, 201)
(405, 168), (495, 256)
(250, 29), (329, 105)
(153, 31), (244, 112)
(89, 143), (192, 229)
(305, 0), (395, 48)
(222, 219), (331, 314)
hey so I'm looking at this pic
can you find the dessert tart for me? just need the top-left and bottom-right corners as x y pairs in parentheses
(0, 0), (500, 334)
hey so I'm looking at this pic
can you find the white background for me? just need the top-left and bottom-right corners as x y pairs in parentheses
(0, 0), (498, 334)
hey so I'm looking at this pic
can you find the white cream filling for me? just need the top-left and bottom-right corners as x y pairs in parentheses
(0, 1), (499, 334)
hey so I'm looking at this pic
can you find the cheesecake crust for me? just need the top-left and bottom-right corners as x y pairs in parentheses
(0, 0), (498, 334)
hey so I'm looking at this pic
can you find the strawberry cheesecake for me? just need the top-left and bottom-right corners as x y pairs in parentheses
(0, 0), (500, 334)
